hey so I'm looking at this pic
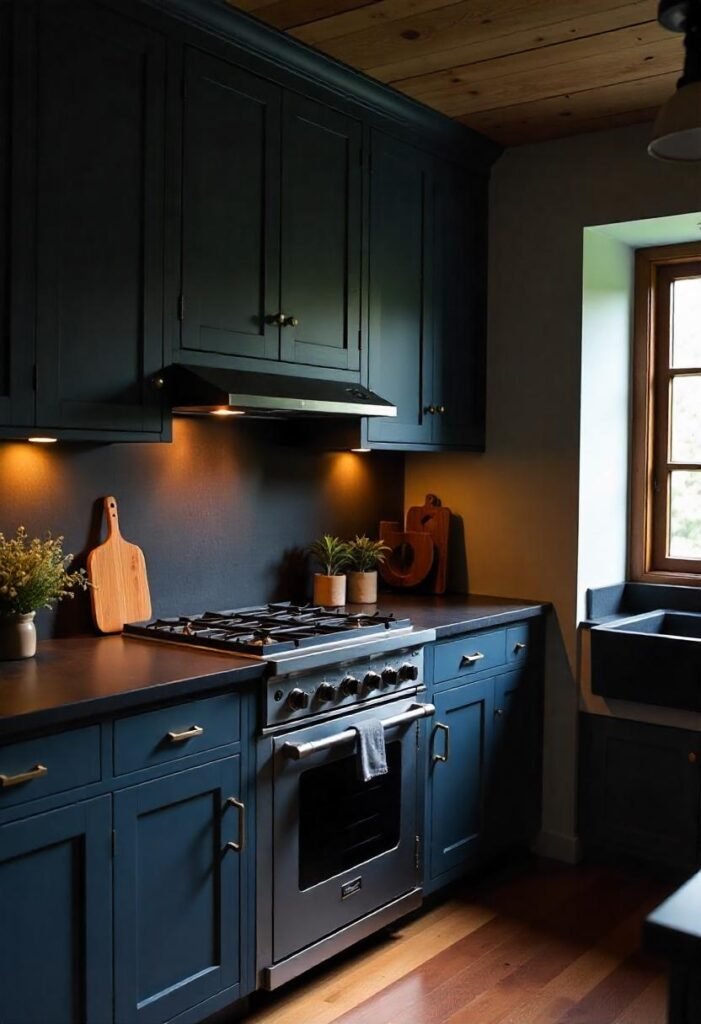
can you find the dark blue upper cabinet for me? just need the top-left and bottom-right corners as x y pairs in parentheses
(0, 796), (113, 1024)
(279, 94), (362, 373)
(33, 0), (166, 437)
(431, 159), (487, 450)
(429, 676), (494, 883)
(367, 132), (434, 447)
(114, 757), (244, 1024)
(180, 49), (281, 363)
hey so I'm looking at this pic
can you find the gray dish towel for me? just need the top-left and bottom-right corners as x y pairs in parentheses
(352, 719), (388, 782)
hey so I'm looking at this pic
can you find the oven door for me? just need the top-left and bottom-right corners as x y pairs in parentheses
(271, 697), (433, 964)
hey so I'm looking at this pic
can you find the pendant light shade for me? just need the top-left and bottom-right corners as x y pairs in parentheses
(649, 0), (701, 161)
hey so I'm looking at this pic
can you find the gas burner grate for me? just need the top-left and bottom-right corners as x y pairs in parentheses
(124, 602), (412, 656)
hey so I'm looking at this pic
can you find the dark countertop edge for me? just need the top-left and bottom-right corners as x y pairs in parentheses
(0, 661), (266, 740)
(645, 872), (701, 966)
(428, 603), (549, 639)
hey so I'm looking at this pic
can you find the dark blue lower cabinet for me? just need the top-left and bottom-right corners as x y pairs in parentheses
(428, 677), (494, 885)
(114, 757), (244, 1024)
(0, 796), (113, 1024)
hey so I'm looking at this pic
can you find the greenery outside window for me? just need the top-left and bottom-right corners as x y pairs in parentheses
(631, 242), (701, 583)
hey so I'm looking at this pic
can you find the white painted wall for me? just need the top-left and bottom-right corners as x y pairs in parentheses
(405, 122), (701, 859)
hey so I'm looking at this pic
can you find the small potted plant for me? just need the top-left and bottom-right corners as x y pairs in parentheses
(308, 534), (351, 607)
(0, 526), (90, 660)
(347, 535), (390, 604)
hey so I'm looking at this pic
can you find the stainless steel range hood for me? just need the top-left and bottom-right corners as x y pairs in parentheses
(169, 365), (397, 419)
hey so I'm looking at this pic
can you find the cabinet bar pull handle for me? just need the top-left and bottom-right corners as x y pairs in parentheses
(226, 797), (245, 853)
(514, 642), (527, 653)
(0, 763), (48, 788)
(432, 723), (450, 763)
(461, 652), (485, 666)
(167, 725), (204, 743)
(284, 703), (435, 761)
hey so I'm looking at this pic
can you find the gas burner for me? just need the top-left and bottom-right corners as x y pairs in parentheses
(124, 602), (413, 657)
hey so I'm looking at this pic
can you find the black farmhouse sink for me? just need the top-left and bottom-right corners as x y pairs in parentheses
(591, 611), (701, 711)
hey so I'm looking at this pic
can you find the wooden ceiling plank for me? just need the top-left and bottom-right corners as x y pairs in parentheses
(366, 5), (657, 83)
(290, 0), (657, 69)
(238, 0), (383, 31)
(394, 26), (681, 117)
(460, 72), (676, 143)
(289, 0), (467, 42)
(484, 105), (658, 145)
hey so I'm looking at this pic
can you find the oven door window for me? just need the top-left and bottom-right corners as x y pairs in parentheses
(298, 741), (402, 890)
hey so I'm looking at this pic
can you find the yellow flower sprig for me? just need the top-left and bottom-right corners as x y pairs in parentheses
(0, 526), (91, 618)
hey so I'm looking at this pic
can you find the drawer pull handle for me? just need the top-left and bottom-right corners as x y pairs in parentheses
(225, 796), (245, 853)
(167, 725), (204, 743)
(461, 652), (485, 667)
(0, 763), (48, 788)
(514, 642), (527, 653)
(432, 722), (450, 763)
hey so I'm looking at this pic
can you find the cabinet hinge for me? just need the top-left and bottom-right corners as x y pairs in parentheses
(178, 294), (185, 321)
(415, 835), (421, 871)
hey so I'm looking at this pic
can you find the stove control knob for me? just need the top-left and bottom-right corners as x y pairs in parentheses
(363, 671), (382, 691)
(288, 688), (310, 711)
(341, 675), (360, 696)
(399, 662), (419, 682)
(381, 666), (399, 687)
(316, 682), (336, 703)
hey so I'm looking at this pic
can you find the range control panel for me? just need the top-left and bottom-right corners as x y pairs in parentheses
(263, 647), (424, 729)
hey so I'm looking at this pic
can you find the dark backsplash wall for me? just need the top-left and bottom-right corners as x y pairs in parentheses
(0, 418), (404, 639)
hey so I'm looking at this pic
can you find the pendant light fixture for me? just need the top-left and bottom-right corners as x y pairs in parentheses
(649, 0), (701, 161)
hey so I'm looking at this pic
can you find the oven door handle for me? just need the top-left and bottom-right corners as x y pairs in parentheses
(283, 702), (436, 761)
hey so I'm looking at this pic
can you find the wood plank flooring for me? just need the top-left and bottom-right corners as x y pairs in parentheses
(243, 859), (672, 1024)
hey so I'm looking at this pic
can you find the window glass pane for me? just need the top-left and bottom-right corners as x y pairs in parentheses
(671, 278), (701, 368)
(670, 375), (701, 462)
(669, 470), (701, 559)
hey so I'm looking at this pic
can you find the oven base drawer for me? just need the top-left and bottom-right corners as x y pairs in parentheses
(261, 887), (422, 991)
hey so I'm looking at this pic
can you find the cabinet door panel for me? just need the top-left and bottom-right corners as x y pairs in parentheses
(368, 132), (433, 444)
(114, 757), (243, 1024)
(181, 49), (280, 361)
(279, 94), (361, 371)
(431, 162), (487, 448)
(0, 797), (112, 1024)
(35, 0), (165, 434)
(488, 667), (540, 850)
(429, 677), (493, 880)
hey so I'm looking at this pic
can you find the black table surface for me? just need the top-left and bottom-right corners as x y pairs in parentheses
(0, 593), (548, 737)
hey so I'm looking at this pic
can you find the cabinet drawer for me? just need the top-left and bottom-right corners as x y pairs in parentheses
(0, 725), (101, 810)
(433, 629), (506, 683)
(114, 692), (240, 776)
(506, 623), (532, 664)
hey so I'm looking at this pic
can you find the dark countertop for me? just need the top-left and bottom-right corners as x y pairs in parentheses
(369, 592), (549, 639)
(0, 637), (265, 738)
(0, 594), (548, 738)
(646, 870), (701, 967)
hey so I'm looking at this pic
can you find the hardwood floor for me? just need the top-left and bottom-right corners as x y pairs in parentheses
(244, 859), (672, 1024)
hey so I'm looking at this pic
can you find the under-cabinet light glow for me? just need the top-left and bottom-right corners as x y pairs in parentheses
(350, 448), (372, 453)
(210, 408), (245, 417)
(27, 436), (58, 444)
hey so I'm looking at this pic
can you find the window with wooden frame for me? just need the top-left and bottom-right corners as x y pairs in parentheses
(631, 242), (701, 584)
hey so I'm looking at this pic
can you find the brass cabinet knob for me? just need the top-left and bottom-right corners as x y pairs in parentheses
(437, 405), (446, 414)
(495, 708), (504, 717)
(283, 315), (299, 328)
(424, 405), (436, 415)
(689, 752), (699, 764)
(268, 312), (286, 326)
(152, 376), (165, 390)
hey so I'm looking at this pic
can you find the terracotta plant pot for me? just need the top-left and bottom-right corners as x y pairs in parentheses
(313, 574), (347, 608)
(347, 570), (378, 605)
(0, 611), (37, 661)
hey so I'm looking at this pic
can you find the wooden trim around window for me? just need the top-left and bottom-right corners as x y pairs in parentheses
(629, 242), (701, 585)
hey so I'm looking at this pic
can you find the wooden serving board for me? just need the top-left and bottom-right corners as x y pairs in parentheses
(87, 496), (151, 633)
(378, 523), (435, 589)
(406, 494), (451, 595)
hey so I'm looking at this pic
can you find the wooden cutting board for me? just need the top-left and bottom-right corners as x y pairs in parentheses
(378, 522), (435, 589)
(87, 496), (151, 633)
(406, 493), (451, 595)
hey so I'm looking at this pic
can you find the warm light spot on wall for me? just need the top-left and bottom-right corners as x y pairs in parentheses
(0, 440), (65, 508)
(27, 436), (58, 444)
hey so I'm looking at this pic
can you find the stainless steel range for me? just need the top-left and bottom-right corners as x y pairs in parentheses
(126, 603), (436, 990)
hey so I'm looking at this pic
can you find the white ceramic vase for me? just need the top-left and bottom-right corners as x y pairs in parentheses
(0, 611), (37, 660)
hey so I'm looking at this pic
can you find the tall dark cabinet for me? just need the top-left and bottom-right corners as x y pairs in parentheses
(34, 0), (166, 436)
